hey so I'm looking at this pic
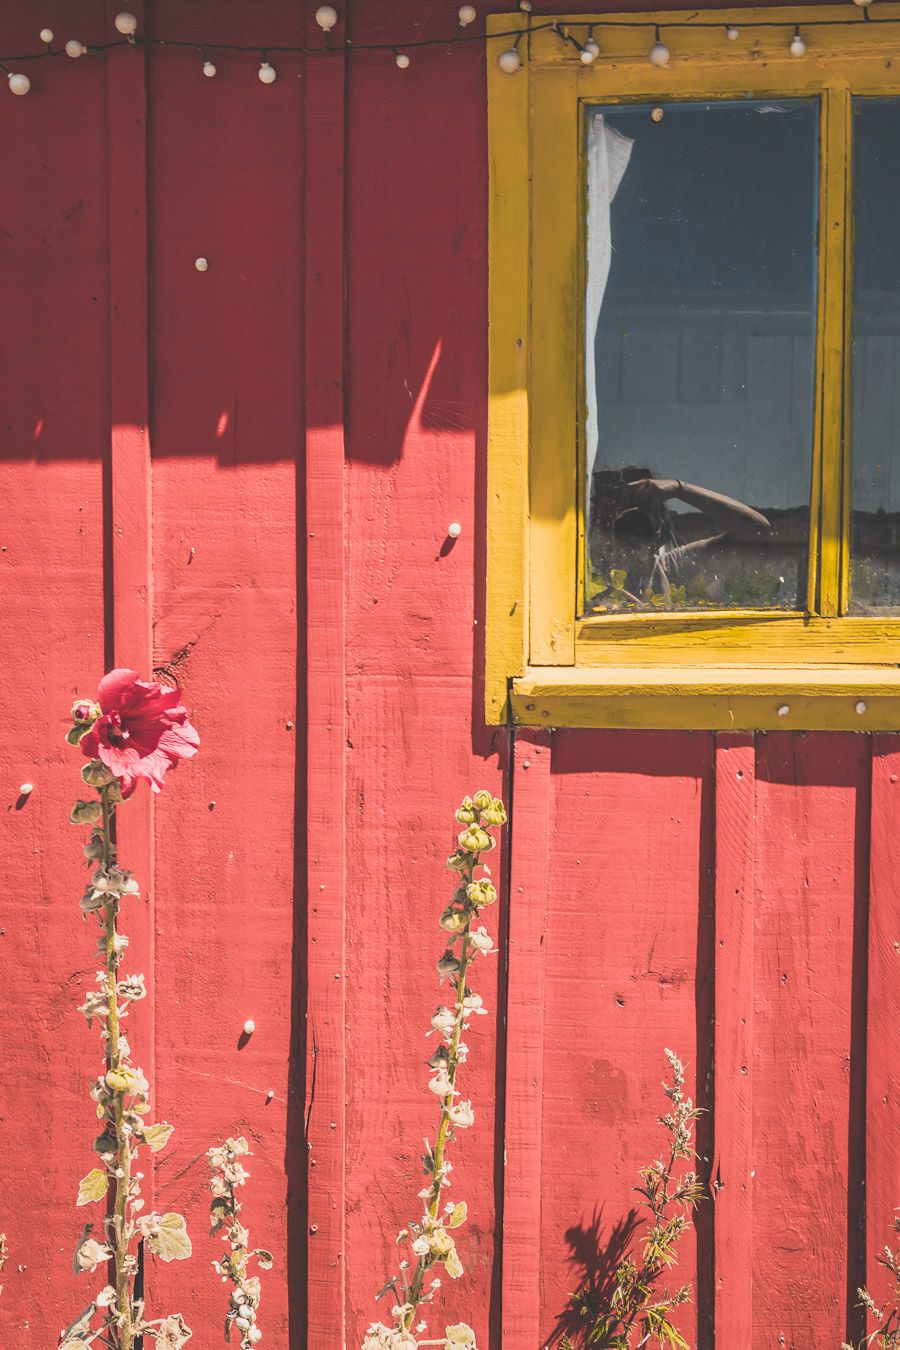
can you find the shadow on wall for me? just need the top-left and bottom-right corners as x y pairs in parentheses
(544, 1206), (642, 1348)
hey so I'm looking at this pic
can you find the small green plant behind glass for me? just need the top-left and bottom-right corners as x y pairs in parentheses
(560, 1050), (703, 1350)
(842, 1222), (900, 1349)
(60, 670), (199, 1350)
(361, 790), (507, 1350)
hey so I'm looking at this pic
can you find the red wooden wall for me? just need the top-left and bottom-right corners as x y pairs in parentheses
(0, 2), (896, 1348)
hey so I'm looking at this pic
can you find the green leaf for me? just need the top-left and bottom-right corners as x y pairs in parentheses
(142, 1122), (174, 1154)
(149, 1213), (192, 1263)
(254, 1248), (274, 1271)
(609, 569), (628, 591)
(66, 725), (89, 746)
(76, 1169), (109, 1206)
(448, 1201), (468, 1229)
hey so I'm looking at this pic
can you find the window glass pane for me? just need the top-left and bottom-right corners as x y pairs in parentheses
(584, 100), (818, 615)
(850, 98), (900, 614)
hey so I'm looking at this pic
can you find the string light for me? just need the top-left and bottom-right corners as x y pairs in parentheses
(580, 30), (600, 62)
(0, 12), (897, 89)
(194, 257), (209, 272)
(315, 6), (339, 31)
(648, 25), (670, 65)
(498, 40), (522, 72)
(7, 70), (31, 95)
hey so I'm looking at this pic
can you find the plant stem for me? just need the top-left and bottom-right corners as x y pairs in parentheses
(101, 787), (133, 1350)
(403, 859), (476, 1332)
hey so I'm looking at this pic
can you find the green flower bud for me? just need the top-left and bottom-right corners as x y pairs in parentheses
(458, 825), (492, 854)
(466, 878), (497, 908)
(70, 800), (103, 826)
(82, 760), (116, 788)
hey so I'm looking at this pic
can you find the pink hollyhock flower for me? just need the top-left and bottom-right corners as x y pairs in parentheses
(80, 669), (199, 796)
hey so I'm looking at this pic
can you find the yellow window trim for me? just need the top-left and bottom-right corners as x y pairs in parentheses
(486, 4), (900, 729)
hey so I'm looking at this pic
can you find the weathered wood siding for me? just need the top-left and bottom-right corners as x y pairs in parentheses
(0, 2), (894, 1348)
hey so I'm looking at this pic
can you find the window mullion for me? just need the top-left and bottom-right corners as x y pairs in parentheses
(815, 81), (852, 617)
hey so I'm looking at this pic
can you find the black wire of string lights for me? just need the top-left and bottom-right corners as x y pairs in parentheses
(0, 2), (896, 93)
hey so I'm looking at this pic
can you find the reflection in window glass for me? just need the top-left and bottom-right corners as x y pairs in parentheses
(850, 99), (900, 614)
(584, 100), (818, 615)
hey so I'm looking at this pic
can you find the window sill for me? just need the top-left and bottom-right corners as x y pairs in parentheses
(511, 665), (900, 731)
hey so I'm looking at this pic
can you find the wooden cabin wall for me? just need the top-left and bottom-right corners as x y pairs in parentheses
(0, 2), (895, 1348)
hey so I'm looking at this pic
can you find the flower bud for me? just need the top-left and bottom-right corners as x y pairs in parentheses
(445, 851), (469, 872)
(82, 759), (117, 787)
(472, 790), (492, 811)
(465, 878), (496, 908)
(70, 799), (103, 826)
(458, 825), (491, 854)
(72, 699), (100, 724)
(483, 796), (507, 826)
(439, 906), (467, 934)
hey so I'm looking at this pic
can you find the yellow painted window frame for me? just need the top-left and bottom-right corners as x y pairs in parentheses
(486, 4), (900, 730)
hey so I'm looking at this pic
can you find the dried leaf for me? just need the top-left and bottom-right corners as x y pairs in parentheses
(77, 1168), (110, 1207)
(254, 1248), (274, 1271)
(155, 1313), (192, 1349)
(142, 1123), (175, 1154)
(448, 1202), (468, 1229)
(149, 1213), (192, 1263)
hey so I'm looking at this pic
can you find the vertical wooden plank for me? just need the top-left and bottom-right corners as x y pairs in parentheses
(104, 0), (156, 1236)
(0, 10), (110, 1340)
(146, 8), (304, 1339)
(752, 732), (865, 1344)
(304, 12), (347, 1343)
(502, 730), (552, 1347)
(713, 733), (756, 1348)
(486, 14), (530, 722)
(867, 736), (900, 1316)
(537, 730), (711, 1348)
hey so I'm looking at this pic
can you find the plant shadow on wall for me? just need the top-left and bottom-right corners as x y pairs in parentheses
(549, 1052), (704, 1350)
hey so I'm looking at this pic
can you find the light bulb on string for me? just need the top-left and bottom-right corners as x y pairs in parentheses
(394, 49), (411, 68)
(258, 55), (277, 83)
(580, 31), (600, 63)
(789, 25), (807, 55)
(725, 24), (740, 39)
(39, 28), (54, 45)
(852, 0), (873, 8)
(458, 4), (477, 26)
(7, 71), (31, 95)
(65, 39), (87, 58)
(315, 6), (338, 30)
(648, 26), (670, 65)
(114, 12), (138, 36)
(518, 0), (532, 11)
(498, 41), (522, 72)
(202, 53), (217, 77)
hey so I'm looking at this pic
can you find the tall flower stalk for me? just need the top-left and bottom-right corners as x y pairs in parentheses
(208, 1136), (273, 1345)
(362, 790), (506, 1350)
(60, 671), (199, 1350)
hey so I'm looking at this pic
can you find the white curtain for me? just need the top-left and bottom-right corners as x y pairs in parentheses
(585, 116), (633, 477)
